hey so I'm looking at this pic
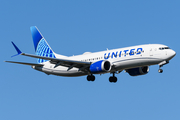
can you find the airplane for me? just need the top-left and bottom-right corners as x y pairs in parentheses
(5, 26), (176, 83)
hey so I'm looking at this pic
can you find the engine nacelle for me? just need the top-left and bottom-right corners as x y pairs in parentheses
(126, 66), (149, 76)
(90, 60), (111, 74)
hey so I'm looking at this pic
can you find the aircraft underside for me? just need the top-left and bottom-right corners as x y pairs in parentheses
(32, 56), (168, 83)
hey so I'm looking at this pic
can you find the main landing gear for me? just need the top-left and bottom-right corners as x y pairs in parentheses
(109, 72), (117, 83)
(87, 74), (95, 81)
(86, 73), (118, 83)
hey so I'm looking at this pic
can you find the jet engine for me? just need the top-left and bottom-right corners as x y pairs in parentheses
(90, 60), (111, 74)
(126, 66), (149, 76)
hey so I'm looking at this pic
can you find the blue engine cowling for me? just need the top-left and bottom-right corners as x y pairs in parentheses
(90, 60), (111, 74)
(126, 66), (149, 76)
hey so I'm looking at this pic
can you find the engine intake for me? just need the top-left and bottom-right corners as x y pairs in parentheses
(90, 60), (111, 74)
(126, 66), (149, 76)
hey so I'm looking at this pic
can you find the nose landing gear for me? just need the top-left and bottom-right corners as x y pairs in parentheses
(158, 61), (169, 73)
(158, 68), (163, 73)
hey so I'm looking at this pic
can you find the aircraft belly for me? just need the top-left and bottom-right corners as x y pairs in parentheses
(43, 66), (87, 77)
(52, 69), (87, 77)
(112, 56), (162, 70)
(34, 56), (163, 76)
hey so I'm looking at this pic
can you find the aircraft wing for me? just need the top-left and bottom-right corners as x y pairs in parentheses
(8, 41), (91, 71)
(21, 53), (90, 65)
(6, 53), (91, 71)
(21, 53), (91, 70)
(5, 61), (44, 66)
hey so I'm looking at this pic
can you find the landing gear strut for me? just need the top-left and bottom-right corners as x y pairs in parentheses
(109, 72), (117, 83)
(158, 61), (169, 73)
(87, 74), (95, 81)
(158, 64), (164, 73)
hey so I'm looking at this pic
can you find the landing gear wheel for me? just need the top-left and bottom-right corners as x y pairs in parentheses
(109, 72), (118, 83)
(109, 77), (113, 82)
(113, 77), (117, 83)
(109, 76), (117, 83)
(91, 75), (95, 81)
(87, 75), (95, 81)
(158, 69), (163, 73)
(87, 75), (91, 81)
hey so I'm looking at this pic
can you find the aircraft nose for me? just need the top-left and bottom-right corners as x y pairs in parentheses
(172, 50), (176, 57)
(170, 49), (176, 59)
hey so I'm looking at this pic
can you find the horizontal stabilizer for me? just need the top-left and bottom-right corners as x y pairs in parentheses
(5, 61), (44, 66)
(11, 42), (22, 57)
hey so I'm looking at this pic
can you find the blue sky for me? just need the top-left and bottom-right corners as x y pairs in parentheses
(1, 0), (180, 120)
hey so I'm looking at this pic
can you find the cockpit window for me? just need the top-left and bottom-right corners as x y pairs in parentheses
(159, 47), (170, 50)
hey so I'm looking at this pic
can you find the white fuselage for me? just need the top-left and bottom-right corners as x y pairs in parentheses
(33, 44), (176, 77)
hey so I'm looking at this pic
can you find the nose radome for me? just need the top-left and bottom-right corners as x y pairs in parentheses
(172, 50), (176, 57)
(170, 50), (176, 58)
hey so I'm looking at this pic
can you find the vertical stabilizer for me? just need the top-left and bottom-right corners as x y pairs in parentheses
(30, 26), (56, 63)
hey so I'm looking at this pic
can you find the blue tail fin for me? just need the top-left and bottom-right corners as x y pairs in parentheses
(11, 42), (22, 57)
(30, 26), (56, 63)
